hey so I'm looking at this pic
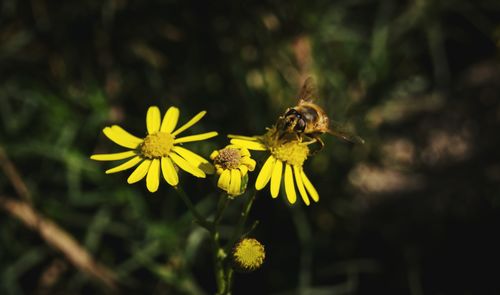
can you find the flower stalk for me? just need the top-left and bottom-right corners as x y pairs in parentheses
(175, 187), (259, 295)
(174, 187), (212, 231)
(174, 188), (235, 294)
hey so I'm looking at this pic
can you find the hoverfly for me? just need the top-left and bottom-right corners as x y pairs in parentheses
(276, 77), (364, 149)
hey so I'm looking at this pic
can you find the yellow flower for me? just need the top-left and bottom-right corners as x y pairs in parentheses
(229, 127), (319, 205)
(232, 238), (265, 272)
(210, 145), (256, 196)
(91, 106), (217, 192)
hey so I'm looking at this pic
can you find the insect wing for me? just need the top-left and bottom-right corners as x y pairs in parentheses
(328, 121), (365, 144)
(297, 77), (317, 103)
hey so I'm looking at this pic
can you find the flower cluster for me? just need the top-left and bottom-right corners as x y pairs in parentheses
(91, 105), (321, 205)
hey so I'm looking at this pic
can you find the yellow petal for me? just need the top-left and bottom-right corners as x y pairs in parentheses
(217, 169), (231, 191)
(172, 110), (206, 136)
(241, 157), (256, 171)
(146, 106), (161, 134)
(301, 169), (319, 202)
(146, 159), (160, 192)
(229, 169), (241, 195)
(239, 165), (248, 176)
(230, 139), (267, 151)
(284, 164), (297, 204)
(293, 165), (310, 206)
(255, 156), (276, 190)
(172, 146), (215, 174)
(210, 150), (219, 160)
(173, 131), (218, 144)
(169, 153), (205, 178)
(160, 106), (180, 133)
(239, 147), (251, 157)
(91, 151), (136, 161)
(105, 156), (142, 174)
(161, 157), (179, 186)
(228, 134), (259, 141)
(270, 159), (283, 198)
(103, 125), (142, 149)
(127, 159), (151, 184)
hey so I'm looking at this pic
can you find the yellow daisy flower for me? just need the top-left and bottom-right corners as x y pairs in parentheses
(91, 106), (217, 192)
(229, 127), (319, 205)
(210, 145), (256, 197)
(232, 238), (265, 272)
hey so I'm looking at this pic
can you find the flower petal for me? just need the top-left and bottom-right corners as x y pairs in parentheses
(284, 164), (297, 204)
(228, 134), (259, 141)
(91, 151), (136, 161)
(293, 165), (310, 206)
(241, 157), (256, 171)
(239, 165), (248, 176)
(240, 147), (251, 157)
(210, 150), (219, 160)
(301, 169), (319, 202)
(169, 153), (205, 178)
(127, 159), (151, 184)
(172, 146), (215, 174)
(270, 159), (283, 198)
(160, 106), (180, 133)
(229, 169), (241, 195)
(174, 131), (218, 144)
(217, 169), (231, 191)
(146, 106), (161, 134)
(105, 156), (142, 174)
(103, 125), (142, 149)
(255, 156), (276, 190)
(161, 157), (179, 186)
(230, 139), (267, 151)
(146, 159), (160, 192)
(172, 110), (206, 136)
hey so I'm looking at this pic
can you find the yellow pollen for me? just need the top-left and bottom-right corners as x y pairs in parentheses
(233, 238), (265, 271)
(140, 132), (174, 159)
(270, 141), (309, 166)
(262, 127), (309, 166)
(214, 148), (242, 170)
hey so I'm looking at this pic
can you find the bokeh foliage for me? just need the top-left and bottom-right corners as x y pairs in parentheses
(1, 0), (500, 294)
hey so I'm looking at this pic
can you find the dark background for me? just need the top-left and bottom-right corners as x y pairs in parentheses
(1, 0), (500, 294)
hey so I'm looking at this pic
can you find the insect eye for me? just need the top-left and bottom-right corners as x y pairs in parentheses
(294, 119), (306, 132)
(285, 109), (298, 117)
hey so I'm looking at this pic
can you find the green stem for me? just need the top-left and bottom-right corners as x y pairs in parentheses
(225, 267), (234, 293)
(225, 191), (257, 253)
(213, 231), (227, 295)
(174, 189), (255, 295)
(241, 220), (260, 238)
(174, 187), (212, 231)
(214, 194), (230, 225)
(214, 249), (233, 295)
(175, 188), (232, 294)
(213, 194), (231, 294)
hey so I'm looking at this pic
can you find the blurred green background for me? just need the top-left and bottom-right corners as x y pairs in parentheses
(1, 0), (500, 294)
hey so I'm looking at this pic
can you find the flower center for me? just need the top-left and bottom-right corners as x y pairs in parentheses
(140, 132), (174, 159)
(233, 238), (265, 271)
(263, 127), (309, 166)
(214, 148), (242, 170)
(270, 141), (309, 166)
